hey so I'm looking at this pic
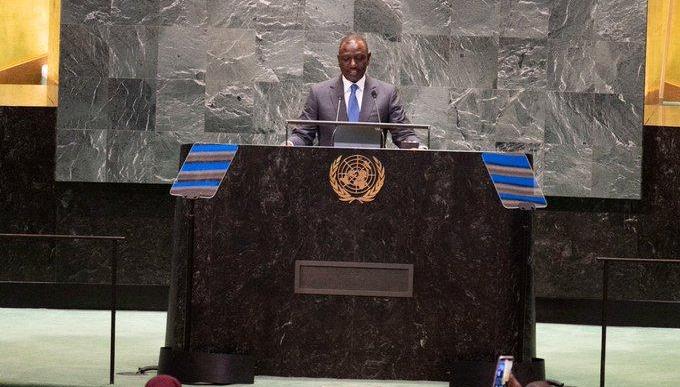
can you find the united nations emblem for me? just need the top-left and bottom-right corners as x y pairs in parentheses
(329, 154), (385, 203)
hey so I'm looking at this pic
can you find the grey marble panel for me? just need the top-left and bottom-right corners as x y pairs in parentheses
(547, 40), (596, 92)
(401, 0), (451, 36)
(448, 88), (489, 142)
(303, 32), (342, 83)
(108, 130), (218, 183)
(213, 132), (285, 145)
(253, 80), (307, 134)
(548, 40), (645, 100)
(493, 90), (545, 143)
(543, 92), (587, 144)
(447, 88), (545, 145)
(157, 26), (207, 79)
(592, 41), (645, 103)
(59, 24), (109, 78)
(111, 0), (160, 25)
(540, 144), (593, 197)
(107, 129), (225, 183)
(434, 138), (496, 151)
(450, 0), (498, 37)
(449, 36), (498, 89)
(592, 0), (647, 43)
(107, 78), (156, 131)
(594, 93), (643, 146)
(56, 129), (107, 182)
(545, 92), (642, 148)
(399, 34), (452, 87)
(354, 0), (403, 40)
(153, 131), (240, 183)
(498, 38), (547, 90)
(305, 0), (353, 32)
(206, 28), (272, 89)
(159, 0), (208, 26)
(57, 76), (109, 130)
(107, 26), (159, 78)
(548, 0), (595, 41)
(499, 0), (550, 38)
(106, 130), (156, 183)
(205, 84), (254, 132)
(400, 86), (457, 146)
(495, 141), (542, 155)
(61, 0), (111, 25)
(255, 0), (306, 30)
(592, 145), (641, 199)
(365, 33), (401, 85)
(257, 30), (305, 82)
(208, 0), (258, 28)
(155, 79), (205, 132)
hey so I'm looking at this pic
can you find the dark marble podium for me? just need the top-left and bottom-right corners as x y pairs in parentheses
(163, 145), (535, 382)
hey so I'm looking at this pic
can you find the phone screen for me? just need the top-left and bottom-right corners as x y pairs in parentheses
(492, 356), (514, 387)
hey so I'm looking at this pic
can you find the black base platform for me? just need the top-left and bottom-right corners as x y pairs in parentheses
(158, 347), (254, 384)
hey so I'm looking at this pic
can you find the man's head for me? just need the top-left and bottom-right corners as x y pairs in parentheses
(337, 33), (371, 83)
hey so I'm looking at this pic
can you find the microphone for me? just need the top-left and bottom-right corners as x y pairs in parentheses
(371, 89), (386, 148)
(335, 95), (342, 122)
(331, 95), (342, 146)
(371, 90), (381, 123)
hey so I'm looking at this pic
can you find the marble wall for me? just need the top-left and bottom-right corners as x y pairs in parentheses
(56, 0), (647, 198)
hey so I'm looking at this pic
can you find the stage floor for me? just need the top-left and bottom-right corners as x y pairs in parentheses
(0, 308), (678, 387)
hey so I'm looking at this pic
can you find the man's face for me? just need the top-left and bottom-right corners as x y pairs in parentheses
(337, 39), (371, 83)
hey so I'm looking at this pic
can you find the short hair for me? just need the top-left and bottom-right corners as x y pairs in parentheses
(338, 33), (369, 52)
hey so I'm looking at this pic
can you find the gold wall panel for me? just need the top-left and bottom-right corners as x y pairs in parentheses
(0, 0), (50, 71)
(645, 0), (680, 127)
(0, 0), (59, 107)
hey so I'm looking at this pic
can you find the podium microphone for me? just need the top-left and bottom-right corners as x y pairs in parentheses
(371, 90), (386, 148)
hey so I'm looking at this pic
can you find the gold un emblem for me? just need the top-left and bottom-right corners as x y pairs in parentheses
(329, 154), (385, 203)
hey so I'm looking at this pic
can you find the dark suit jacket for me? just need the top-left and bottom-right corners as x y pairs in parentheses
(290, 75), (420, 148)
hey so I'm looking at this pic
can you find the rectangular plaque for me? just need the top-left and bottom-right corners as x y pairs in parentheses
(294, 260), (413, 298)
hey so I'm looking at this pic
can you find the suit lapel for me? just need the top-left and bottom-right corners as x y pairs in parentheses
(359, 76), (376, 122)
(329, 76), (348, 122)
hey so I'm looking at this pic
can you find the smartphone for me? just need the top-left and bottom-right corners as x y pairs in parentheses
(492, 355), (514, 387)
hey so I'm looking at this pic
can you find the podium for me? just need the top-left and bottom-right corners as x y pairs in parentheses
(160, 145), (541, 385)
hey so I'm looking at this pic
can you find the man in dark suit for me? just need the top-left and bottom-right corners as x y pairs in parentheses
(288, 33), (423, 149)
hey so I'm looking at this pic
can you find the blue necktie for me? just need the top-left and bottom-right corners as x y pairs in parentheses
(348, 83), (359, 122)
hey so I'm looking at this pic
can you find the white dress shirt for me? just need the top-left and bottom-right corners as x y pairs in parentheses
(342, 74), (366, 115)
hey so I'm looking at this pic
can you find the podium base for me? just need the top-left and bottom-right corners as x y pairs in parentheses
(158, 347), (254, 384)
(450, 358), (545, 387)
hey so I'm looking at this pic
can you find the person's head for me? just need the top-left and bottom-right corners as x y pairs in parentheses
(145, 375), (181, 387)
(337, 33), (371, 83)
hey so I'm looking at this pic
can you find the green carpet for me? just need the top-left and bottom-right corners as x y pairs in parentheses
(0, 308), (678, 386)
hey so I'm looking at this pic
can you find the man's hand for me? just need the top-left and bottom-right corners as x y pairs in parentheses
(508, 373), (523, 387)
